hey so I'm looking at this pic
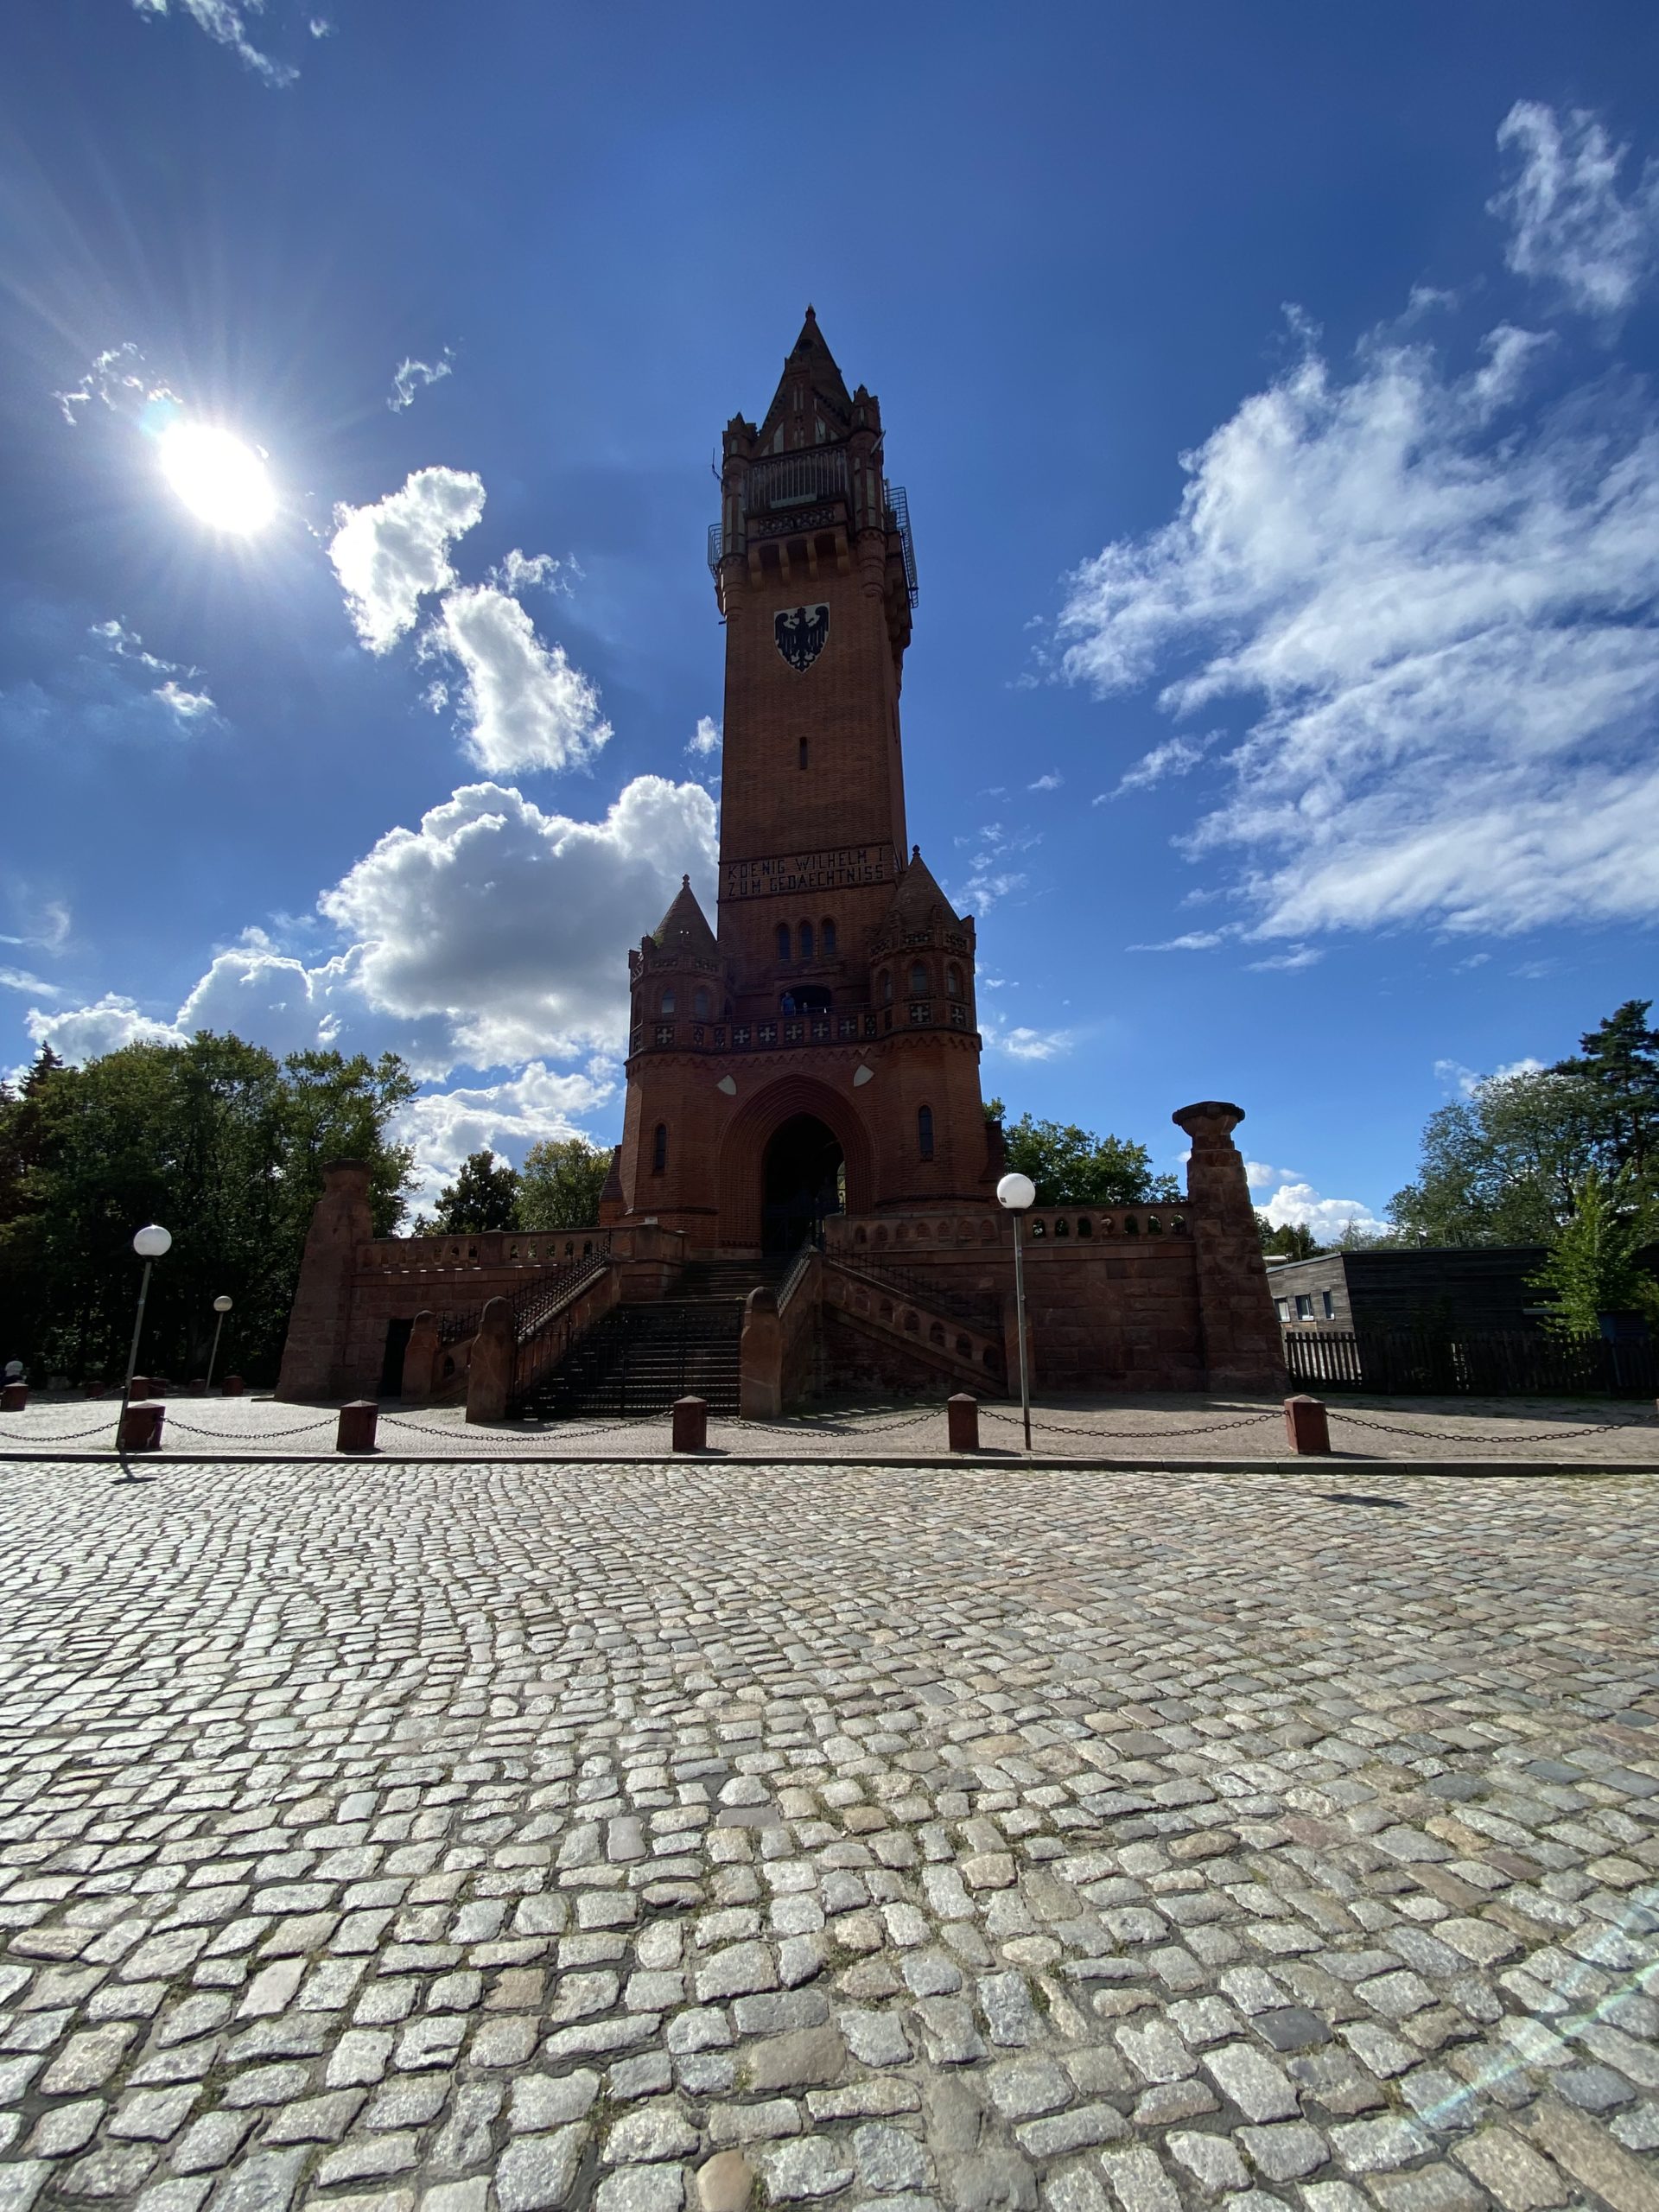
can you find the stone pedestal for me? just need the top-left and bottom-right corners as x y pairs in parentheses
(276, 1160), (374, 1401)
(188, 1378), (207, 1396)
(1173, 1101), (1287, 1394)
(672, 1396), (709, 1453)
(1, 1383), (26, 1412)
(336, 1400), (378, 1453)
(222, 1376), (245, 1396)
(946, 1393), (979, 1452)
(1283, 1395), (1332, 1455)
(740, 1288), (783, 1420)
(465, 1300), (514, 1425)
(402, 1312), (439, 1405)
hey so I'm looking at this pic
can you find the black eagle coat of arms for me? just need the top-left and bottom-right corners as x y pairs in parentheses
(775, 603), (830, 672)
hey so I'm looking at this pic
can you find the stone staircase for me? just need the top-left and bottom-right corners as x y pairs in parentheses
(516, 1255), (791, 1421)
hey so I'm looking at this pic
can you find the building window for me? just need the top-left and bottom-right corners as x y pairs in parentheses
(798, 920), (814, 962)
(693, 986), (710, 1020)
(879, 968), (893, 1003)
(660, 988), (676, 1016)
(945, 963), (962, 998)
(822, 918), (836, 957)
(652, 1123), (667, 1175)
(1321, 1290), (1335, 1320)
(1294, 1294), (1313, 1321)
(908, 961), (928, 996)
(1276, 1299), (1290, 1322)
(918, 1105), (934, 1161)
(776, 924), (791, 963)
(798, 737), (809, 770)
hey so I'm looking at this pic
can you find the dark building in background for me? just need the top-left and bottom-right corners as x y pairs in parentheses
(1267, 1244), (1659, 1336)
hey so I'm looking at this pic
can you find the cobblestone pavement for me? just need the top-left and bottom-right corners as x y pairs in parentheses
(3, 1395), (1658, 1464)
(1, 1456), (1656, 2212)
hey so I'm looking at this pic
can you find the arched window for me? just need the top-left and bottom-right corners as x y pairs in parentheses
(776, 924), (791, 963)
(660, 988), (676, 1016)
(822, 918), (836, 957)
(693, 986), (710, 1020)
(946, 963), (962, 998)
(798, 920), (814, 963)
(879, 968), (893, 1004)
(918, 1105), (935, 1162)
(909, 961), (928, 997)
(652, 1122), (667, 1175)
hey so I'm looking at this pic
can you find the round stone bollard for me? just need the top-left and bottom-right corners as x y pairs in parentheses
(1283, 1394), (1332, 1456)
(947, 1393), (980, 1452)
(336, 1400), (379, 1454)
(222, 1376), (245, 1396)
(130, 1376), (153, 1402)
(1, 1382), (26, 1412)
(671, 1396), (709, 1454)
(119, 1402), (164, 1452)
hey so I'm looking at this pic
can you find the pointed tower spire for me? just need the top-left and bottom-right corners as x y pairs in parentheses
(653, 875), (718, 960)
(759, 307), (855, 448)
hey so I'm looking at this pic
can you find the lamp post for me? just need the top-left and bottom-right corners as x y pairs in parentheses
(206, 1294), (233, 1394)
(996, 1173), (1036, 1452)
(116, 1224), (171, 1450)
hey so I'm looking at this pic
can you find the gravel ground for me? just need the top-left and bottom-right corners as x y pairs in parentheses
(0, 1453), (1655, 2212)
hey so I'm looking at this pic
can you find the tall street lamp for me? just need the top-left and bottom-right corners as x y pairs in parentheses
(996, 1173), (1035, 1452)
(206, 1294), (233, 1394)
(116, 1224), (172, 1450)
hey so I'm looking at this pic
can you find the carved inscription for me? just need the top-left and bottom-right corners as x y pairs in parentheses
(724, 845), (892, 899)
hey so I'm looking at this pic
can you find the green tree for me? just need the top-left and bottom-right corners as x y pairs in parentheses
(430, 1149), (521, 1233)
(0, 1034), (416, 1386)
(986, 1101), (1180, 1207)
(1259, 1220), (1319, 1261)
(1528, 1166), (1659, 1338)
(518, 1137), (611, 1230)
(1550, 999), (1659, 1179)
(1388, 1068), (1610, 1245)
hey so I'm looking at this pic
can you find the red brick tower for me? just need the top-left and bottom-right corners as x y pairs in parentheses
(611, 311), (995, 1254)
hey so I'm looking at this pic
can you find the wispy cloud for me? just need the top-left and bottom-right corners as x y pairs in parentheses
(687, 715), (721, 758)
(1246, 944), (1321, 972)
(1098, 732), (1214, 800)
(1127, 929), (1229, 952)
(982, 1012), (1073, 1061)
(1433, 1053), (1547, 1099)
(130, 0), (298, 87)
(54, 342), (176, 429)
(1027, 771), (1064, 791)
(388, 350), (455, 413)
(1491, 101), (1659, 320)
(1057, 105), (1659, 950)
(950, 821), (1039, 912)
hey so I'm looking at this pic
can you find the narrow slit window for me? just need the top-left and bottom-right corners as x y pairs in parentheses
(822, 918), (836, 957)
(909, 961), (928, 996)
(659, 988), (676, 1016)
(798, 921), (814, 962)
(776, 924), (791, 963)
(918, 1105), (935, 1161)
(798, 737), (809, 769)
(652, 1123), (667, 1175)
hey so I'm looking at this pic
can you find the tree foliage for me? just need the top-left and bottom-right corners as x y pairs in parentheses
(1528, 1167), (1659, 1338)
(518, 1138), (611, 1230)
(1259, 1220), (1319, 1261)
(0, 1036), (415, 1386)
(1388, 1066), (1618, 1245)
(987, 1100), (1180, 1208)
(428, 1149), (521, 1234)
(1550, 999), (1659, 1179)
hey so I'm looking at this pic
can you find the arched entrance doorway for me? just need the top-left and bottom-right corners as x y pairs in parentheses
(761, 1115), (845, 1254)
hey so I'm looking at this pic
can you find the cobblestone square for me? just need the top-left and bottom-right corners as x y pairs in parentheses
(1, 1457), (1655, 2212)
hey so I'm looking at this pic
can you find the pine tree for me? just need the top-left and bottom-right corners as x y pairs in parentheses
(1528, 1166), (1659, 1339)
(1551, 999), (1659, 1179)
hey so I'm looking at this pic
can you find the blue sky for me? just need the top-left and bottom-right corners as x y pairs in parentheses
(3, 2), (1657, 1224)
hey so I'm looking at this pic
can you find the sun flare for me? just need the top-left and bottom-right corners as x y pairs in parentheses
(158, 421), (276, 533)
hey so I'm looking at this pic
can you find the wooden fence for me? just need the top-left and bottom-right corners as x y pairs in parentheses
(1283, 1328), (1656, 1398)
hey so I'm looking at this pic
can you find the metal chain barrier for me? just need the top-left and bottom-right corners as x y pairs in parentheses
(718, 1407), (940, 1438)
(0, 1416), (126, 1446)
(981, 1406), (1283, 1442)
(165, 1414), (336, 1440)
(1328, 1408), (1651, 1446)
(378, 1411), (672, 1447)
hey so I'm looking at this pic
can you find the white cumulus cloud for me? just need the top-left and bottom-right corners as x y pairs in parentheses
(424, 587), (611, 776)
(1257, 1180), (1390, 1241)
(1058, 126), (1659, 946)
(328, 467), (486, 654)
(320, 775), (715, 1067)
(688, 715), (722, 758)
(397, 1061), (618, 1214)
(1491, 101), (1659, 320)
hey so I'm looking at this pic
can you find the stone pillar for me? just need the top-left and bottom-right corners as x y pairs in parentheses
(1283, 1395), (1331, 1454)
(466, 1298), (514, 1425)
(336, 1401), (378, 1453)
(672, 1396), (709, 1453)
(947, 1394), (979, 1452)
(740, 1288), (783, 1421)
(402, 1311), (440, 1405)
(1173, 1102), (1287, 1395)
(276, 1161), (373, 1402)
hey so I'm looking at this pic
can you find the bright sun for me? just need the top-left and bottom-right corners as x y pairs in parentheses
(158, 422), (276, 533)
